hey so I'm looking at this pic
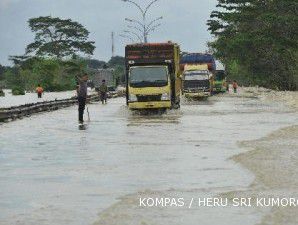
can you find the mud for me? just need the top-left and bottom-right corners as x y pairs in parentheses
(242, 87), (298, 110)
(228, 88), (298, 225)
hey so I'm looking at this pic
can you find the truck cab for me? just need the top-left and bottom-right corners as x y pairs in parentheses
(182, 64), (212, 98)
(180, 53), (216, 99)
(125, 43), (181, 110)
(213, 70), (228, 93)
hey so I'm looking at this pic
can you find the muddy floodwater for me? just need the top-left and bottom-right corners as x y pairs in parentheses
(0, 89), (77, 108)
(0, 89), (297, 225)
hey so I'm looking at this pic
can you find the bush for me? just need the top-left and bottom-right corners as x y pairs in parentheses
(5, 58), (83, 92)
(4, 56), (124, 92)
(12, 86), (25, 95)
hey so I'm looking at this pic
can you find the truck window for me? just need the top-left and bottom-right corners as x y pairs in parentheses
(184, 71), (209, 81)
(129, 66), (168, 87)
(215, 71), (225, 80)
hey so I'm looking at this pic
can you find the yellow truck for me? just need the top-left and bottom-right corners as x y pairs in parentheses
(182, 64), (213, 98)
(125, 43), (181, 110)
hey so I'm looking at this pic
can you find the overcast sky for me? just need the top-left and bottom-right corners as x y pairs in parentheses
(0, 0), (217, 65)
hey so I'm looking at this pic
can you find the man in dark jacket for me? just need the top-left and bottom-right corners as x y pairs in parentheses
(99, 79), (108, 104)
(76, 73), (88, 124)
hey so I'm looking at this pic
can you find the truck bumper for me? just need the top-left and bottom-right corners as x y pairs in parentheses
(128, 101), (172, 109)
(184, 92), (210, 98)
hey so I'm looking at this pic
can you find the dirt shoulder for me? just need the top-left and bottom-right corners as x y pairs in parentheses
(231, 88), (298, 225)
(242, 87), (298, 110)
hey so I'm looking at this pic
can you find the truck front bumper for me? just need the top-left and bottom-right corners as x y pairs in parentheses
(184, 92), (210, 98)
(128, 101), (171, 109)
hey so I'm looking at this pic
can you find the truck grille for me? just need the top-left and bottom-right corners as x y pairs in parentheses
(184, 80), (210, 89)
(137, 95), (162, 102)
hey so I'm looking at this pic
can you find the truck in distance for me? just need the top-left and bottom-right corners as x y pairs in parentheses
(180, 53), (216, 98)
(213, 70), (228, 93)
(125, 43), (181, 110)
(182, 64), (213, 98)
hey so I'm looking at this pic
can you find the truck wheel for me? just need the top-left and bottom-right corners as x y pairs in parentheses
(172, 100), (180, 109)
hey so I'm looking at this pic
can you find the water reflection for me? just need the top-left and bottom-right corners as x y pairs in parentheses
(79, 136), (88, 151)
(126, 109), (182, 126)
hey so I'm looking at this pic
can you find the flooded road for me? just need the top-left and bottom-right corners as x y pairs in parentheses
(0, 89), (77, 108)
(0, 90), (297, 225)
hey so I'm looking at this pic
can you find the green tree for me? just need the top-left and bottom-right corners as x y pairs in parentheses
(85, 59), (106, 69)
(108, 56), (125, 85)
(0, 64), (5, 79)
(6, 57), (84, 92)
(26, 16), (95, 58)
(5, 16), (103, 93)
(4, 67), (25, 95)
(208, 0), (298, 90)
(0, 64), (6, 95)
(108, 56), (125, 67)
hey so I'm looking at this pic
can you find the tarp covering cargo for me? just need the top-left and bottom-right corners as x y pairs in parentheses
(180, 53), (216, 71)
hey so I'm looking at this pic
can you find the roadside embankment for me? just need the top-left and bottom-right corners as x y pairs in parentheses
(229, 88), (298, 225)
(242, 87), (298, 110)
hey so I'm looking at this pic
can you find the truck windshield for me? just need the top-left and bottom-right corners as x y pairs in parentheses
(184, 71), (209, 81)
(129, 66), (168, 87)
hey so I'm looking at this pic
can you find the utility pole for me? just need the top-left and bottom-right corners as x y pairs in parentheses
(111, 31), (115, 57)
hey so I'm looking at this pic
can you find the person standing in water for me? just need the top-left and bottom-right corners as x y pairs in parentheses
(36, 84), (44, 98)
(0, 88), (5, 97)
(232, 80), (238, 93)
(76, 73), (88, 124)
(99, 79), (108, 104)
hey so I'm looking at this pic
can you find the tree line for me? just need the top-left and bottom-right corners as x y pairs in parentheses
(2, 4), (297, 95)
(0, 16), (125, 95)
(208, 0), (298, 90)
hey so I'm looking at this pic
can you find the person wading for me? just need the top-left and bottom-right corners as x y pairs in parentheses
(232, 80), (238, 93)
(0, 88), (5, 97)
(36, 84), (44, 98)
(76, 73), (88, 124)
(99, 79), (108, 104)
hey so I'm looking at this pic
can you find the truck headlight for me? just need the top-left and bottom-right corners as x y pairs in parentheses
(129, 94), (137, 102)
(161, 93), (170, 101)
